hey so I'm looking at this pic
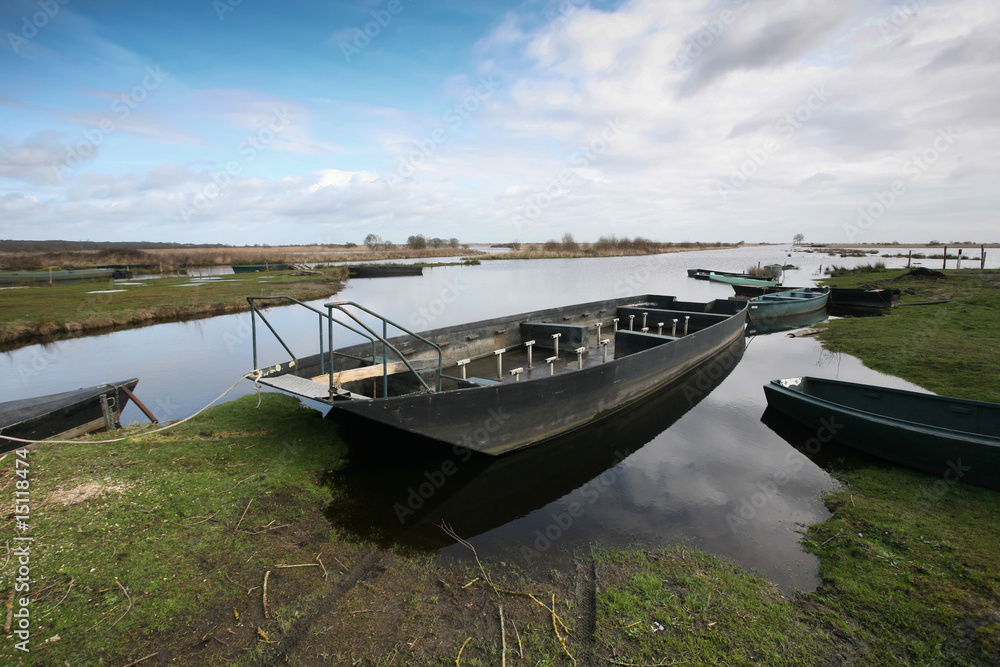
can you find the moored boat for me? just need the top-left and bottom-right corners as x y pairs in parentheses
(246, 294), (748, 455)
(0, 379), (139, 452)
(732, 284), (799, 298)
(687, 268), (760, 281)
(746, 287), (829, 332)
(231, 263), (289, 273)
(763, 376), (1000, 490)
(828, 287), (901, 311)
(347, 264), (424, 278)
(707, 272), (778, 287)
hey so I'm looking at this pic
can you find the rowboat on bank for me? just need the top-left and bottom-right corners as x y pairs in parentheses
(0, 379), (139, 452)
(763, 376), (1000, 490)
(829, 287), (901, 311)
(746, 287), (829, 332)
(246, 294), (748, 455)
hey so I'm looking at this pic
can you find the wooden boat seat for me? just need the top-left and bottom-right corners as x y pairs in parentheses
(312, 358), (438, 385)
(464, 377), (501, 386)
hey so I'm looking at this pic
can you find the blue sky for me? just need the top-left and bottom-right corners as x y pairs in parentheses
(1, 0), (997, 245)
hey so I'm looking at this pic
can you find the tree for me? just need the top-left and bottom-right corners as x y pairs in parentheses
(449, 237), (459, 248)
(793, 234), (805, 245)
(407, 234), (427, 249)
(363, 233), (383, 250)
(561, 232), (578, 250)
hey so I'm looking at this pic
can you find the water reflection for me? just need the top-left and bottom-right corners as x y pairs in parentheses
(325, 338), (745, 553)
(760, 407), (889, 473)
(746, 308), (830, 335)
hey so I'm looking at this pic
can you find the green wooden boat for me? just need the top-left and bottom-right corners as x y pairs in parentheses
(707, 272), (778, 288)
(747, 287), (829, 331)
(763, 376), (1000, 490)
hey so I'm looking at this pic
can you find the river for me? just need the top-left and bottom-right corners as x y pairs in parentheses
(3, 244), (992, 593)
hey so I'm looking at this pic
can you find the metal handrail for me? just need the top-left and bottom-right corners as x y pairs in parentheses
(325, 301), (443, 395)
(246, 296), (377, 378)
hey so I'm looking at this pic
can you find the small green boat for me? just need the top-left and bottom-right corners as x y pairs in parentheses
(747, 287), (829, 331)
(707, 272), (778, 288)
(763, 376), (1000, 490)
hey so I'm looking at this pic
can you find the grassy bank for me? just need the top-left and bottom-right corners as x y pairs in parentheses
(0, 267), (346, 350)
(0, 246), (480, 273)
(817, 268), (1000, 402)
(4, 392), (998, 665)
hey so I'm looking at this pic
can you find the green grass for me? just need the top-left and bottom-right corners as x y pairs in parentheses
(818, 269), (1000, 402)
(801, 465), (1000, 665)
(0, 394), (350, 665)
(595, 546), (824, 665)
(0, 267), (345, 348)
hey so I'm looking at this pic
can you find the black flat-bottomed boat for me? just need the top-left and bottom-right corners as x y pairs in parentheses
(763, 376), (1000, 490)
(0, 379), (139, 452)
(247, 295), (748, 455)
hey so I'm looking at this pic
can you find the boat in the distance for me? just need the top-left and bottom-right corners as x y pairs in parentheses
(763, 376), (1000, 490)
(347, 264), (424, 278)
(734, 284), (901, 313)
(0, 379), (140, 452)
(688, 268), (761, 281)
(829, 287), (901, 312)
(246, 294), (748, 455)
(708, 272), (779, 288)
(746, 287), (829, 332)
(231, 263), (289, 273)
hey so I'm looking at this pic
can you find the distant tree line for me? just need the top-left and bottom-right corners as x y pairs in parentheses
(404, 235), (460, 250)
(531, 235), (734, 253)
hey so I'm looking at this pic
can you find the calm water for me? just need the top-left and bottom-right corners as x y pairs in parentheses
(2, 245), (989, 593)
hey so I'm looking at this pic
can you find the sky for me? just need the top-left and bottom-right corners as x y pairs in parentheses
(0, 0), (997, 246)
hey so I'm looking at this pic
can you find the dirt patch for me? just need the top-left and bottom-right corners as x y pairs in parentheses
(48, 481), (134, 505)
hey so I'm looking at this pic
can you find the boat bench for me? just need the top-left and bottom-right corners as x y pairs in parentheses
(520, 322), (588, 349)
(616, 307), (729, 332)
(615, 330), (678, 357)
(462, 377), (502, 387)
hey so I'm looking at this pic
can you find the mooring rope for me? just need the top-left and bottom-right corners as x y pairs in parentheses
(0, 372), (260, 446)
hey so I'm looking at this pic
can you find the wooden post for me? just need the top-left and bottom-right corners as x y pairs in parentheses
(983, 245), (987, 270)
(943, 246), (947, 269)
(907, 250), (912, 268)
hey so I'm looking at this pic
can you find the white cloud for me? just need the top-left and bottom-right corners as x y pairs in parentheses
(2, 0), (998, 244)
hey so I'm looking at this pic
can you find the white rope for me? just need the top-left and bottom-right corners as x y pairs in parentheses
(1, 372), (260, 446)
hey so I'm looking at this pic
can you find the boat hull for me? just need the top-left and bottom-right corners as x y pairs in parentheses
(763, 377), (1000, 490)
(0, 379), (138, 451)
(256, 295), (747, 455)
